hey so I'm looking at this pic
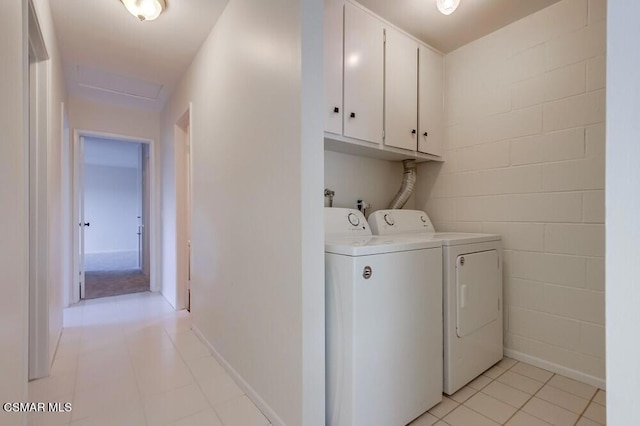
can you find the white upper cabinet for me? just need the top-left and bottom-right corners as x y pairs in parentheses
(324, 0), (344, 135)
(323, 0), (444, 162)
(384, 27), (419, 151)
(418, 45), (444, 157)
(343, 3), (384, 144)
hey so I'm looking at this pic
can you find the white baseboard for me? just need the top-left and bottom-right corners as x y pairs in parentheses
(191, 325), (283, 425)
(504, 348), (606, 390)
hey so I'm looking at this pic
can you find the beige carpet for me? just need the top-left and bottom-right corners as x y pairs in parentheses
(84, 269), (149, 300)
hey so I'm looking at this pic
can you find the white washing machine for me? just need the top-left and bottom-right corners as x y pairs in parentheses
(369, 209), (503, 395)
(325, 208), (443, 426)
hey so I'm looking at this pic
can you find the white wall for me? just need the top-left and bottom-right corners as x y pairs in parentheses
(0, 0), (67, 419)
(416, 0), (606, 385)
(606, 0), (640, 423)
(161, 0), (324, 424)
(324, 151), (415, 212)
(84, 164), (140, 254)
(69, 97), (160, 143)
(0, 1), (29, 424)
(33, 0), (68, 372)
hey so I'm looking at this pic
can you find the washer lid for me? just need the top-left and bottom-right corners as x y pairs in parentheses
(325, 235), (441, 256)
(433, 232), (501, 246)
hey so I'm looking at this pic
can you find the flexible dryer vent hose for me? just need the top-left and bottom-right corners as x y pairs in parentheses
(388, 159), (417, 209)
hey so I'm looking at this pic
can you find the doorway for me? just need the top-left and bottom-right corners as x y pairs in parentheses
(76, 136), (151, 300)
(28, 0), (50, 380)
(175, 106), (192, 311)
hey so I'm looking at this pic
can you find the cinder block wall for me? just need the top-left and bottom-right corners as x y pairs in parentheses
(416, 0), (606, 384)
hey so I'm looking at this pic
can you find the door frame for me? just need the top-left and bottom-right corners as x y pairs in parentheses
(175, 104), (193, 310)
(28, 0), (50, 380)
(71, 129), (159, 304)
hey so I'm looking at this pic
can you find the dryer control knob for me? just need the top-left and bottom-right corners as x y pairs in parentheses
(384, 213), (395, 226)
(347, 212), (360, 227)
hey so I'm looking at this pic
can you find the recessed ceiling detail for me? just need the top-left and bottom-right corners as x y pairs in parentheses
(50, 0), (230, 111)
(76, 65), (163, 101)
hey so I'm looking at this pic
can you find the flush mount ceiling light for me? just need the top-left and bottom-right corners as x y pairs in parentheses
(437, 0), (461, 15)
(121, 0), (165, 21)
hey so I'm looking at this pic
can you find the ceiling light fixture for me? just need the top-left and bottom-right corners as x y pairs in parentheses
(121, 0), (165, 21)
(436, 0), (461, 15)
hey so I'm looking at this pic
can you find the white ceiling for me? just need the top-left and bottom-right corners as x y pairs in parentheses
(50, 0), (562, 112)
(357, 0), (563, 53)
(50, 0), (229, 111)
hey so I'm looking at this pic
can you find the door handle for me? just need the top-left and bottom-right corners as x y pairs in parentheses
(460, 284), (467, 308)
(80, 222), (90, 227)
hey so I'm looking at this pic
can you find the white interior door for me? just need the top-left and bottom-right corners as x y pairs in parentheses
(76, 136), (87, 300)
(141, 143), (151, 277)
(186, 124), (192, 311)
(137, 143), (144, 270)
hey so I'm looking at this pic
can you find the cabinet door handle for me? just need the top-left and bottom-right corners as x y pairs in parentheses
(411, 129), (416, 134)
(333, 107), (340, 113)
(423, 131), (428, 137)
(350, 112), (356, 118)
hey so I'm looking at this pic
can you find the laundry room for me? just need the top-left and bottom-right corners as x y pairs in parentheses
(6, 0), (636, 425)
(324, 0), (605, 424)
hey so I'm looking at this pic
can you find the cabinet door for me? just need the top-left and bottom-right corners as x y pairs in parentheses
(343, 3), (384, 144)
(385, 27), (418, 151)
(418, 45), (444, 156)
(324, 0), (343, 135)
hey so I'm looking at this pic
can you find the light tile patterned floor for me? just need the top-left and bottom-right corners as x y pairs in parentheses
(28, 292), (271, 426)
(30, 292), (606, 426)
(411, 357), (606, 426)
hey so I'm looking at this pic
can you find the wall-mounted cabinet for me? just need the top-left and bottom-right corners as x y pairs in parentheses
(418, 45), (444, 157)
(385, 26), (419, 151)
(323, 0), (444, 163)
(324, 0), (343, 135)
(343, 3), (384, 144)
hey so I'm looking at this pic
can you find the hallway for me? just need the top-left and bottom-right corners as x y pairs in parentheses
(28, 293), (271, 426)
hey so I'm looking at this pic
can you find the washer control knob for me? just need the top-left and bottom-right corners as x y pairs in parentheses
(347, 212), (360, 227)
(384, 213), (394, 226)
(362, 266), (372, 279)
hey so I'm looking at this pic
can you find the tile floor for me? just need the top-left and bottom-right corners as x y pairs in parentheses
(28, 292), (271, 426)
(410, 358), (606, 426)
(30, 292), (606, 426)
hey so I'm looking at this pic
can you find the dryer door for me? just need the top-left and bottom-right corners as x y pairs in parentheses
(456, 250), (500, 337)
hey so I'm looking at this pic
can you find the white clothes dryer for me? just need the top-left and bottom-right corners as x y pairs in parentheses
(369, 209), (503, 395)
(325, 208), (443, 425)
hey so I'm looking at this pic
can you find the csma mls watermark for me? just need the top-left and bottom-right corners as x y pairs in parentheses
(3, 402), (72, 413)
